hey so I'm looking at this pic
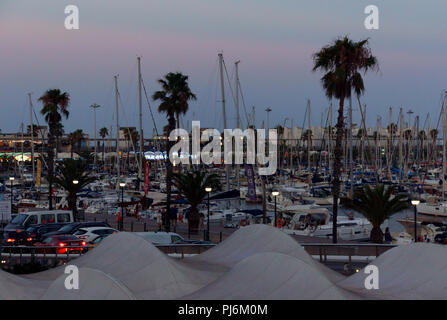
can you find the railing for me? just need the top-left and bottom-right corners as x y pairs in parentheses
(155, 243), (216, 257)
(0, 245), (91, 269)
(301, 243), (397, 262)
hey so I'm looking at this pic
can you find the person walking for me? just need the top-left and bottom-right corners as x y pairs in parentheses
(384, 227), (393, 243)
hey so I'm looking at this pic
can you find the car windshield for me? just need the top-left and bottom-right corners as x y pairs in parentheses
(26, 227), (37, 233)
(58, 225), (76, 233)
(10, 214), (28, 225)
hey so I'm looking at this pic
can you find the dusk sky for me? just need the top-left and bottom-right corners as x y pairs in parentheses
(1, 0), (447, 136)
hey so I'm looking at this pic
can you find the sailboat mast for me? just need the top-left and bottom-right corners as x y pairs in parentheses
(138, 57), (144, 189)
(218, 53), (229, 191)
(443, 92), (447, 200)
(235, 60), (241, 192)
(115, 75), (120, 188)
(28, 93), (35, 183)
(348, 97), (353, 196)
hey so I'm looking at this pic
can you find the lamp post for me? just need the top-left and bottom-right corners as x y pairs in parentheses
(72, 180), (79, 220)
(411, 199), (420, 242)
(205, 187), (212, 241)
(272, 191), (279, 227)
(119, 182), (126, 231)
(9, 177), (14, 212)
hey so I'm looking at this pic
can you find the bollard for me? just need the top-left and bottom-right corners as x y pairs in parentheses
(131, 221), (134, 232)
(144, 222), (147, 232)
(219, 231), (222, 243)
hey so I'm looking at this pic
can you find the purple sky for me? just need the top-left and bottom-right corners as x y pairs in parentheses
(1, 0), (447, 136)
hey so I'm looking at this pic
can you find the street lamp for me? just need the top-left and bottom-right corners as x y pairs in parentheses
(205, 187), (212, 241)
(411, 199), (420, 242)
(119, 182), (126, 231)
(72, 180), (79, 220)
(272, 191), (279, 227)
(9, 177), (14, 212)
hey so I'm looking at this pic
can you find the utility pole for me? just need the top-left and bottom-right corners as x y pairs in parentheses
(28, 93), (35, 183)
(90, 104), (100, 169)
(399, 108), (403, 182)
(138, 57), (144, 190)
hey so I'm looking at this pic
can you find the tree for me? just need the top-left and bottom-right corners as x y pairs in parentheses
(39, 89), (70, 210)
(172, 171), (221, 234)
(152, 72), (196, 231)
(312, 36), (378, 243)
(99, 127), (109, 169)
(53, 159), (97, 221)
(342, 185), (409, 243)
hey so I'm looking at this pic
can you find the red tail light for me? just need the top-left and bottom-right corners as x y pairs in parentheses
(59, 243), (65, 247)
(31, 234), (36, 237)
(26, 238), (32, 242)
(81, 241), (86, 246)
(6, 238), (15, 243)
(15, 230), (22, 233)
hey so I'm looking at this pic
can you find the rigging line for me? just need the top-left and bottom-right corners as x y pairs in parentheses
(421, 93), (445, 187)
(118, 91), (138, 155)
(222, 59), (240, 127)
(237, 76), (251, 128)
(117, 90), (143, 175)
(141, 76), (159, 137)
(32, 107), (49, 171)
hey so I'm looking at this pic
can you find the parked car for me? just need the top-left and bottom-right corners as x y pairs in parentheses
(33, 235), (87, 254)
(1, 230), (33, 247)
(86, 235), (109, 251)
(73, 227), (118, 242)
(43, 221), (111, 237)
(26, 223), (69, 243)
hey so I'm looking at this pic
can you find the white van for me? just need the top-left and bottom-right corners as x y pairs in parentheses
(5, 210), (74, 231)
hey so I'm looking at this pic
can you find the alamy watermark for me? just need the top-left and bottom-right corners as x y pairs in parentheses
(64, 265), (79, 290)
(168, 121), (277, 175)
(65, 5), (79, 30)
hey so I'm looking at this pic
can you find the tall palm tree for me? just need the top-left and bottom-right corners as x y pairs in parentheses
(172, 171), (221, 233)
(53, 159), (97, 221)
(67, 131), (76, 158)
(342, 185), (409, 243)
(39, 89), (70, 210)
(152, 72), (196, 231)
(312, 36), (378, 243)
(55, 123), (64, 156)
(99, 127), (109, 168)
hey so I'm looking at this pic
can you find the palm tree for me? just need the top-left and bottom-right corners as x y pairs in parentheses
(172, 171), (221, 233)
(53, 159), (97, 221)
(312, 36), (378, 243)
(152, 72), (196, 231)
(99, 127), (109, 168)
(39, 89), (70, 210)
(55, 123), (64, 156)
(342, 185), (409, 243)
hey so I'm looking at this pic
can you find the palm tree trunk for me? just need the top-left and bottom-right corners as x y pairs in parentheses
(102, 137), (105, 172)
(188, 205), (200, 234)
(370, 226), (384, 243)
(332, 95), (345, 243)
(48, 126), (55, 210)
(164, 115), (176, 232)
